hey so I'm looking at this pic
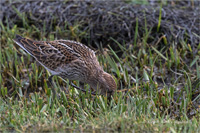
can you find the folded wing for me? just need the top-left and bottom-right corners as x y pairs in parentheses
(13, 35), (80, 71)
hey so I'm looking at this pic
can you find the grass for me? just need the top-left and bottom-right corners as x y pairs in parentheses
(0, 9), (200, 132)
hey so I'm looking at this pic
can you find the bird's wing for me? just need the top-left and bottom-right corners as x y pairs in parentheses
(55, 40), (101, 71)
(13, 35), (80, 71)
(56, 40), (97, 61)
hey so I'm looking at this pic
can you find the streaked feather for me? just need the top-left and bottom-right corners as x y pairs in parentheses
(13, 34), (117, 95)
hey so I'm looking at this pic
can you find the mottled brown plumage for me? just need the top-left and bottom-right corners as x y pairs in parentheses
(13, 35), (116, 96)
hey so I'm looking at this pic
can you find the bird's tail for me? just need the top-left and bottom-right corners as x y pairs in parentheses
(13, 34), (37, 57)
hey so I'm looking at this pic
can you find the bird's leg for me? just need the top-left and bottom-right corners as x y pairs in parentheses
(70, 81), (97, 95)
(70, 81), (87, 93)
(79, 82), (85, 90)
(48, 75), (57, 100)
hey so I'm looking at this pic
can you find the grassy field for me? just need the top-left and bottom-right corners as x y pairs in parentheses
(0, 3), (200, 132)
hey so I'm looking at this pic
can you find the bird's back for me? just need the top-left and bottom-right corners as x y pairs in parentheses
(13, 35), (99, 77)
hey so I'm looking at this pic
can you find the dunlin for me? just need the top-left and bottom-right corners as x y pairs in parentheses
(13, 35), (116, 98)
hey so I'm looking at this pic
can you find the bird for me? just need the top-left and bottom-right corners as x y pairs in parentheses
(13, 35), (117, 98)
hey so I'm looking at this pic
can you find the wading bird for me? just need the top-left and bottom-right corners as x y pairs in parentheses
(13, 35), (116, 99)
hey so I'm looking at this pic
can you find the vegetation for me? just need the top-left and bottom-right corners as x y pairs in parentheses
(0, 1), (200, 132)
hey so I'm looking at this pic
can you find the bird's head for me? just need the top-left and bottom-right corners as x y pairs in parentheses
(89, 71), (117, 96)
